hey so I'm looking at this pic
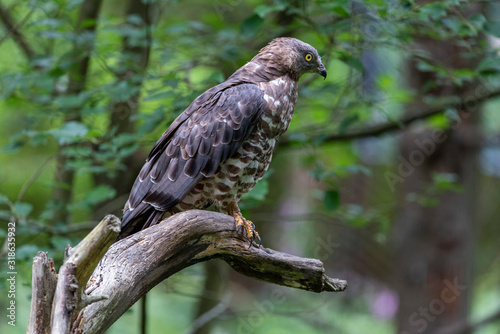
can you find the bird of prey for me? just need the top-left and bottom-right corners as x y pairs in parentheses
(119, 37), (326, 242)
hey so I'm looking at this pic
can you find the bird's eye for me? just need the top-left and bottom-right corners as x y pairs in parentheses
(305, 53), (313, 62)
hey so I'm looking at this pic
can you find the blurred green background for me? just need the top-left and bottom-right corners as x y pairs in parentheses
(1, 0), (500, 333)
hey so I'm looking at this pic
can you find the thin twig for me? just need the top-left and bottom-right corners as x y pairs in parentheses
(17, 154), (56, 202)
(0, 3), (35, 58)
(280, 87), (500, 147)
(183, 291), (232, 334)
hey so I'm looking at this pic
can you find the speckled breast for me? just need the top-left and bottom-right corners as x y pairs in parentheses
(173, 76), (298, 213)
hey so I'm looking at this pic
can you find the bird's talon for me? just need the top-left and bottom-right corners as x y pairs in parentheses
(230, 206), (261, 247)
(255, 234), (262, 247)
(245, 220), (254, 239)
(236, 223), (244, 235)
(247, 228), (261, 248)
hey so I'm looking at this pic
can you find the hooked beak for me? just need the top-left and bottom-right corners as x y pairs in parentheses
(318, 64), (327, 79)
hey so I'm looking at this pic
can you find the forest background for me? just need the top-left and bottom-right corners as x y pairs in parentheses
(1, 0), (500, 333)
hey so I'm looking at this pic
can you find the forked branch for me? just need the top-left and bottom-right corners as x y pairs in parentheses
(28, 210), (347, 334)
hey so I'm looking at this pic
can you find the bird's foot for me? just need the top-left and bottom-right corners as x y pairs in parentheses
(228, 202), (261, 248)
(235, 214), (261, 247)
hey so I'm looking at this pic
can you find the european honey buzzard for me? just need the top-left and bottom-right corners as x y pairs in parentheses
(119, 37), (327, 243)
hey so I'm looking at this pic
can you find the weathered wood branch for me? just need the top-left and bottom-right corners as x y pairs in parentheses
(28, 210), (347, 334)
(27, 252), (57, 334)
(50, 215), (120, 334)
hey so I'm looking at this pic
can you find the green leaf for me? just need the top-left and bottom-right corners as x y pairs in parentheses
(477, 57), (500, 75)
(338, 114), (359, 133)
(469, 13), (486, 28)
(79, 18), (97, 29)
(0, 210), (11, 221)
(484, 21), (500, 38)
(366, 0), (385, 7)
(29, 132), (49, 146)
(287, 131), (309, 143)
(431, 172), (464, 193)
(241, 15), (264, 39)
(0, 193), (11, 205)
(419, 3), (447, 21)
(348, 58), (364, 72)
(62, 145), (93, 158)
(344, 204), (370, 226)
(143, 90), (175, 102)
(323, 190), (340, 211)
(332, 5), (350, 18)
(13, 202), (33, 217)
(0, 140), (24, 153)
(254, 5), (280, 18)
(16, 245), (40, 261)
(137, 108), (166, 134)
(50, 236), (72, 250)
(82, 185), (117, 207)
(67, 0), (84, 10)
(342, 164), (372, 176)
(338, 53), (364, 72)
(104, 80), (140, 102)
(48, 121), (89, 145)
(442, 17), (461, 33)
(66, 158), (92, 170)
(54, 94), (85, 109)
(118, 144), (140, 158)
(242, 180), (269, 201)
(406, 193), (439, 207)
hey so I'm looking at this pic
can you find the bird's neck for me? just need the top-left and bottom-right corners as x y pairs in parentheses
(256, 75), (299, 138)
(231, 61), (295, 84)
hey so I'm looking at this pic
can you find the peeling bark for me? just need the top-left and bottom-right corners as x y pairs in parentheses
(27, 252), (58, 334)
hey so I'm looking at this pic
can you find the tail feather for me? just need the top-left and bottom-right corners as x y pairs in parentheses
(118, 203), (164, 240)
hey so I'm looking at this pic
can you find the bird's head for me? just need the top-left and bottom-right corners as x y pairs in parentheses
(252, 37), (327, 81)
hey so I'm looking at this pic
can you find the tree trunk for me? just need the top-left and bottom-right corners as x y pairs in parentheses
(191, 261), (228, 334)
(92, 0), (155, 220)
(51, 0), (103, 224)
(393, 4), (484, 333)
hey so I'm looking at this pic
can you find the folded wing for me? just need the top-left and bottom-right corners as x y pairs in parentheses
(119, 83), (265, 237)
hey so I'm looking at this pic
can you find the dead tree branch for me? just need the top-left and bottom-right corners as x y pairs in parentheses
(27, 252), (57, 334)
(50, 215), (120, 333)
(27, 210), (347, 334)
